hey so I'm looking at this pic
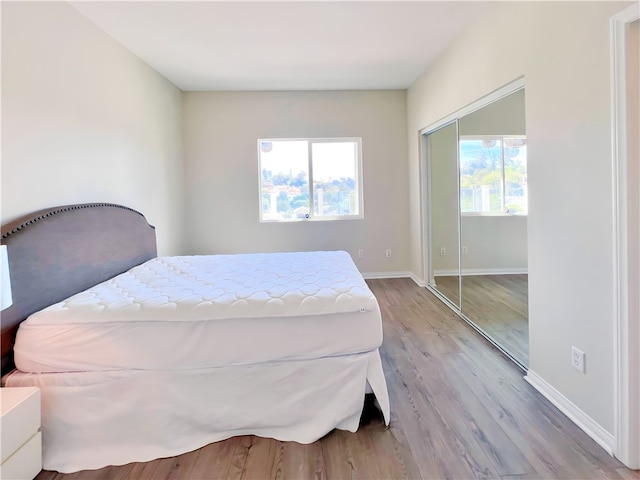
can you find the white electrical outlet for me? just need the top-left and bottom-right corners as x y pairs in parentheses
(440, 247), (446, 256)
(571, 347), (585, 373)
(358, 249), (364, 258)
(385, 249), (392, 258)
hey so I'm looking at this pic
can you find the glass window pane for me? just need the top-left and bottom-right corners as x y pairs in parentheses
(311, 142), (359, 217)
(459, 139), (504, 213)
(258, 137), (363, 222)
(259, 140), (309, 221)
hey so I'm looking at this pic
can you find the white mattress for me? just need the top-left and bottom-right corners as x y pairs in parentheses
(15, 251), (383, 373)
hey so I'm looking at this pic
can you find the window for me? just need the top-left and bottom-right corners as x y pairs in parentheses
(258, 138), (363, 222)
(459, 136), (527, 215)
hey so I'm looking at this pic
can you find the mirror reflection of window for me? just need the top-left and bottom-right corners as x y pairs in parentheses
(459, 136), (527, 215)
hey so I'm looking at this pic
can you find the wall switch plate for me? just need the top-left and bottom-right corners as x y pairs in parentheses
(462, 246), (468, 255)
(571, 346), (585, 373)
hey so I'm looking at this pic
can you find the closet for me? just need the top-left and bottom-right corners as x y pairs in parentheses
(422, 81), (529, 368)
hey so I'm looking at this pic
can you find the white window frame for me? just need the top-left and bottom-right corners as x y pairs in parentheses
(459, 134), (528, 216)
(258, 137), (364, 222)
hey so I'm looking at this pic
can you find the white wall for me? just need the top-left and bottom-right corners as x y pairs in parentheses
(458, 89), (526, 136)
(460, 215), (527, 273)
(407, 1), (631, 437)
(1, 2), (184, 255)
(182, 90), (409, 274)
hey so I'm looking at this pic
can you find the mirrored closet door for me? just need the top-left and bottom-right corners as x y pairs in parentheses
(422, 82), (529, 369)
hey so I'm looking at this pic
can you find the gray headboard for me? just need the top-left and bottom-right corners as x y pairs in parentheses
(1, 203), (157, 374)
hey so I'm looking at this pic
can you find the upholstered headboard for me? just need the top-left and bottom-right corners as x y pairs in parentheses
(0, 203), (157, 374)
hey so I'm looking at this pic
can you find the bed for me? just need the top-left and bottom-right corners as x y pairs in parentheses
(0, 203), (390, 473)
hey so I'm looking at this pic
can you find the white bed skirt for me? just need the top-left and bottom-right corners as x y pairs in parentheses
(3, 350), (390, 474)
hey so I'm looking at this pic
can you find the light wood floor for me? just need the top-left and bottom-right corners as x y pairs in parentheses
(435, 275), (529, 367)
(36, 278), (636, 480)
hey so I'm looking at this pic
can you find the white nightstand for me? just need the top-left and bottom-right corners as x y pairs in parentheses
(1, 387), (42, 480)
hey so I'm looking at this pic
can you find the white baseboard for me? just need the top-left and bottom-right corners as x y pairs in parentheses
(434, 267), (528, 276)
(525, 370), (615, 456)
(462, 267), (528, 276)
(433, 268), (460, 276)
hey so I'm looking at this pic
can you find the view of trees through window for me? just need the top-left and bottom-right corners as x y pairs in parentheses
(259, 138), (362, 221)
(459, 136), (527, 214)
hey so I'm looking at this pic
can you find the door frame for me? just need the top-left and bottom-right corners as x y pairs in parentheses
(611, 2), (639, 469)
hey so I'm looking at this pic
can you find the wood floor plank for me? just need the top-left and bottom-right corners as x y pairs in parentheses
(226, 436), (252, 479)
(123, 458), (161, 480)
(93, 462), (136, 480)
(125, 456), (165, 479)
(33, 278), (636, 480)
(239, 436), (280, 480)
(435, 274), (529, 366)
(449, 341), (623, 480)
(359, 419), (422, 480)
(319, 428), (354, 479)
(338, 428), (383, 480)
(276, 440), (325, 480)
(147, 456), (183, 480)
(615, 467), (640, 480)
(399, 338), (488, 465)
(187, 435), (238, 479)
(430, 354), (536, 476)
(446, 350), (563, 478)
(380, 340), (481, 479)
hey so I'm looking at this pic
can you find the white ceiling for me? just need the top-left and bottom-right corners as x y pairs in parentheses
(69, 1), (489, 92)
